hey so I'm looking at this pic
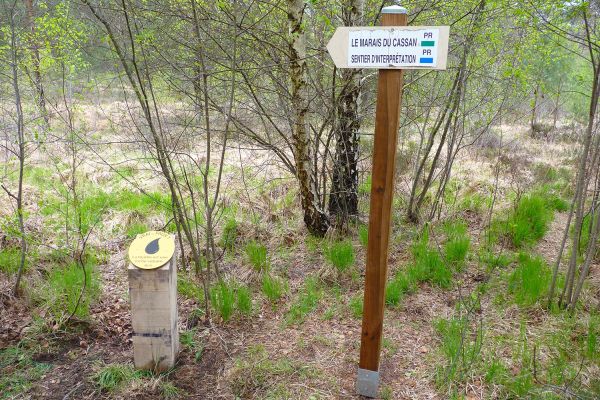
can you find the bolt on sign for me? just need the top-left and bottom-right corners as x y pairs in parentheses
(326, 5), (449, 398)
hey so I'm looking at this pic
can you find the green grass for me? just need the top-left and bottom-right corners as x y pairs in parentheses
(359, 175), (372, 195)
(323, 240), (355, 272)
(126, 221), (148, 238)
(409, 229), (453, 288)
(230, 344), (320, 398)
(161, 381), (181, 399)
(93, 363), (138, 392)
(34, 259), (101, 322)
(443, 221), (470, 271)
(0, 247), (25, 274)
(245, 240), (269, 271)
(210, 280), (253, 321)
(508, 253), (551, 306)
(386, 270), (416, 306)
(178, 274), (203, 301)
(261, 273), (287, 303)
(358, 225), (369, 247)
(210, 280), (236, 322)
(220, 218), (238, 251)
(285, 276), (322, 325)
(236, 284), (253, 316)
(434, 316), (483, 389)
(0, 344), (52, 398)
(507, 192), (554, 247)
(349, 294), (363, 318)
(180, 328), (204, 362)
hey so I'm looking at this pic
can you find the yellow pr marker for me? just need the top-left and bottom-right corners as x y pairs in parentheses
(128, 231), (175, 270)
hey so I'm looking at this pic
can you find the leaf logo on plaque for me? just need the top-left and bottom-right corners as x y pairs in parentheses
(128, 231), (175, 270)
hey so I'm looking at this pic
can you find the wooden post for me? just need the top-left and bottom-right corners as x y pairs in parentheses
(128, 243), (179, 372)
(356, 5), (407, 398)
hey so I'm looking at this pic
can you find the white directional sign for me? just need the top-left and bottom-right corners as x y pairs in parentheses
(327, 26), (449, 70)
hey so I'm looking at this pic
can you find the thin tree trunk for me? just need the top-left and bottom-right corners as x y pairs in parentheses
(23, 0), (48, 125)
(8, 3), (27, 295)
(288, 0), (329, 236)
(328, 0), (364, 224)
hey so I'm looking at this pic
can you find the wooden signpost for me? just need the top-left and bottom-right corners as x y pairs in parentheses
(326, 5), (449, 398)
(128, 231), (179, 372)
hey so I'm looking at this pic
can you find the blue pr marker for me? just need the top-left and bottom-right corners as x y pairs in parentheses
(419, 57), (434, 63)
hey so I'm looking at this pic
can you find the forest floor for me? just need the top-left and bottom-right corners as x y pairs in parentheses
(1, 118), (599, 399)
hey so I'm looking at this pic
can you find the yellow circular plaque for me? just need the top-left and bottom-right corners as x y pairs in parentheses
(128, 231), (175, 270)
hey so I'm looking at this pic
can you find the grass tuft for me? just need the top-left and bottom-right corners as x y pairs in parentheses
(245, 241), (269, 271)
(508, 253), (551, 306)
(285, 276), (322, 325)
(443, 221), (470, 271)
(507, 193), (553, 247)
(261, 273), (287, 303)
(323, 240), (355, 272)
(210, 280), (236, 322)
(93, 363), (137, 392)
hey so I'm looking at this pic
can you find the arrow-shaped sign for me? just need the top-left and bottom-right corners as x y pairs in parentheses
(327, 25), (450, 70)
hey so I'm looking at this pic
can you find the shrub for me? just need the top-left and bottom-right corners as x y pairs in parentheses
(509, 253), (551, 306)
(386, 271), (415, 306)
(508, 194), (553, 247)
(324, 241), (355, 272)
(221, 218), (238, 251)
(245, 241), (268, 271)
(285, 276), (322, 325)
(210, 280), (236, 322)
(443, 221), (470, 271)
(262, 273), (286, 303)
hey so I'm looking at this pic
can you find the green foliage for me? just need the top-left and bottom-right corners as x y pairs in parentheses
(323, 240), (355, 272)
(508, 193), (553, 247)
(509, 253), (551, 306)
(409, 230), (453, 288)
(349, 294), (363, 318)
(236, 284), (253, 316)
(93, 363), (137, 392)
(386, 270), (415, 306)
(210, 280), (236, 322)
(245, 241), (269, 271)
(443, 221), (470, 271)
(358, 225), (369, 247)
(0, 247), (25, 275)
(220, 218), (238, 251)
(285, 276), (322, 325)
(261, 273), (286, 303)
(34, 259), (100, 322)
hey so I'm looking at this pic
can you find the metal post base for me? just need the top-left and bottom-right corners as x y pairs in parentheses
(356, 368), (380, 398)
